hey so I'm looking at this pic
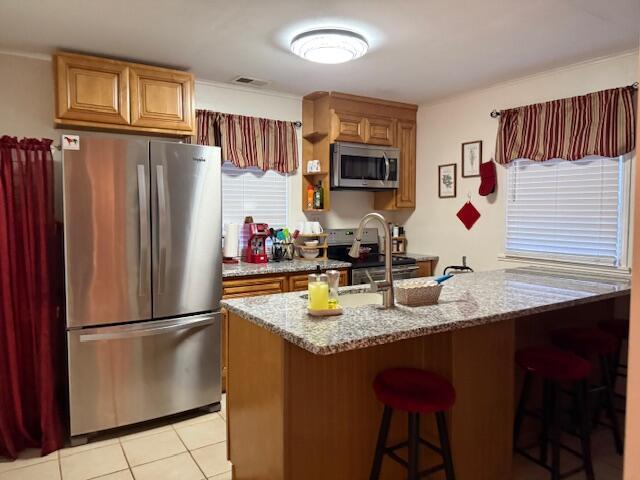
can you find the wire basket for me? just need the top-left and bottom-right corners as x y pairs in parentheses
(395, 281), (443, 307)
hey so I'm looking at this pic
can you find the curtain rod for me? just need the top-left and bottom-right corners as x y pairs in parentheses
(489, 82), (639, 118)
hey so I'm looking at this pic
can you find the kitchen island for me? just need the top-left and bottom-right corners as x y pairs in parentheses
(221, 269), (630, 480)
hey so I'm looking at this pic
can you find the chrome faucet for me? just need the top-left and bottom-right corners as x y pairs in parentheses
(349, 213), (395, 308)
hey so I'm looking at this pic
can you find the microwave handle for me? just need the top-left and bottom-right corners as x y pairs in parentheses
(383, 153), (390, 182)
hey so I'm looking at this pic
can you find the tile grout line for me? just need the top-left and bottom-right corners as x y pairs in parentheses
(117, 435), (135, 479)
(86, 468), (132, 480)
(172, 423), (208, 480)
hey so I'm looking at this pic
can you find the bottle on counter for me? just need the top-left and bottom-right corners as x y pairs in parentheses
(325, 270), (341, 309)
(307, 184), (314, 210)
(313, 182), (324, 210)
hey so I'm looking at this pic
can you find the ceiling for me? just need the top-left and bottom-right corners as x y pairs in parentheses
(0, 0), (638, 103)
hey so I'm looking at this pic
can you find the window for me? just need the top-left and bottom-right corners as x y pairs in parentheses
(221, 162), (289, 228)
(505, 156), (630, 267)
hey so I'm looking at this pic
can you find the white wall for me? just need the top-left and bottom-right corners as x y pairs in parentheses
(404, 51), (639, 274)
(0, 52), (57, 141)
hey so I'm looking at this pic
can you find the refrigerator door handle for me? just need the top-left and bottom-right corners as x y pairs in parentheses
(136, 165), (149, 297)
(156, 164), (168, 295)
(78, 314), (217, 343)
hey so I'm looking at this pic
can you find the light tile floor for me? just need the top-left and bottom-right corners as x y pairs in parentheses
(0, 393), (623, 479)
(0, 396), (230, 480)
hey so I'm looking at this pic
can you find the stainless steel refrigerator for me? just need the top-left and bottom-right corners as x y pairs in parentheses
(62, 134), (222, 439)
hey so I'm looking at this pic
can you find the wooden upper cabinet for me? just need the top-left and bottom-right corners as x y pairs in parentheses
(53, 52), (195, 136)
(365, 116), (394, 146)
(304, 91), (417, 212)
(129, 66), (194, 132)
(395, 120), (417, 208)
(332, 111), (366, 143)
(55, 54), (130, 125)
(373, 119), (417, 210)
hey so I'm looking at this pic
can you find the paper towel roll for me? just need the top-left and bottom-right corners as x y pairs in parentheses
(223, 223), (240, 258)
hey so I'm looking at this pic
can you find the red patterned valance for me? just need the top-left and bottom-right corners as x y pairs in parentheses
(196, 110), (299, 174)
(495, 86), (636, 164)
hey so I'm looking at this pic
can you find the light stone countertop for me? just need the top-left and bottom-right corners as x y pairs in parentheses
(221, 268), (630, 355)
(403, 252), (439, 262)
(222, 259), (352, 278)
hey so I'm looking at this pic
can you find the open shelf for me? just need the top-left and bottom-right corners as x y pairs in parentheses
(303, 208), (329, 213)
(303, 171), (329, 176)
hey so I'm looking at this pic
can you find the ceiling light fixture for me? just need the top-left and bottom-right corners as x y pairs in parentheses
(290, 28), (369, 64)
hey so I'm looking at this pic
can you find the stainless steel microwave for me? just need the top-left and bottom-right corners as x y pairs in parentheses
(330, 142), (400, 190)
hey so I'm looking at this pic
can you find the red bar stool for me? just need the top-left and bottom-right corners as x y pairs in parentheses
(551, 327), (623, 454)
(370, 367), (456, 480)
(514, 347), (594, 480)
(598, 319), (629, 406)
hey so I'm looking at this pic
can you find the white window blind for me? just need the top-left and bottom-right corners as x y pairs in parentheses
(221, 162), (288, 229)
(505, 157), (628, 266)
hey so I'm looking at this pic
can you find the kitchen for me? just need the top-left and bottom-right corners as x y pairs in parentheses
(0, 2), (639, 480)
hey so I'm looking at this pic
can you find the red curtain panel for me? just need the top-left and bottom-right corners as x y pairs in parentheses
(0, 136), (63, 459)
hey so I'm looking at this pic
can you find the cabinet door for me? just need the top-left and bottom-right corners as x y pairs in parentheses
(395, 120), (417, 208)
(333, 111), (366, 143)
(289, 273), (310, 292)
(130, 66), (194, 132)
(365, 117), (394, 146)
(416, 261), (432, 278)
(55, 54), (130, 125)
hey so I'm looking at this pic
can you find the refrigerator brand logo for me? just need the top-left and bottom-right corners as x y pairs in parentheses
(193, 157), (206, 162)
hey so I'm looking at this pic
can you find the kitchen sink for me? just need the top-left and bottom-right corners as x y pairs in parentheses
(336, 292), (383, 307)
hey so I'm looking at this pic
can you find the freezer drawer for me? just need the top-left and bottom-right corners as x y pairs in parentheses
(68, 313), (221, 436)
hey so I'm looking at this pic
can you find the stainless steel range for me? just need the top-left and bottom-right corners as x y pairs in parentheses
(326, 228), (418, 285)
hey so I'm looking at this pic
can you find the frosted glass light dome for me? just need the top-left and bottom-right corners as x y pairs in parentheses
(290, 29), (369, 64)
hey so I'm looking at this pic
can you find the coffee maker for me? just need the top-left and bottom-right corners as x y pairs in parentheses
(243, 223), (269, 264)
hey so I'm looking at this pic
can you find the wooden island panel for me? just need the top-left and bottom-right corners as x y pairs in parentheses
(227, 312), (515, 480)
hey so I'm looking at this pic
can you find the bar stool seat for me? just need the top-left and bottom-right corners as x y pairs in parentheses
(370, 367), (456, 480)
(551, 327), (618, 356)
(373, 367), (456, 413)
(516, 346), (591, 382)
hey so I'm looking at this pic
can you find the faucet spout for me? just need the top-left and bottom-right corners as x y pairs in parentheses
(349, 213), (395, 309)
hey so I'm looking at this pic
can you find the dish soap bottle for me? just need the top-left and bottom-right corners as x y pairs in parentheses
(313, 182), (324, 210)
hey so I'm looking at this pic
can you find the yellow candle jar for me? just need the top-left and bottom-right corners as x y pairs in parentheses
(308, 273), (329, 311)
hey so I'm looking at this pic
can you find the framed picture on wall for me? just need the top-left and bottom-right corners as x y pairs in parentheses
(438, 163), (457, 198)
(462, 140), (482, 177)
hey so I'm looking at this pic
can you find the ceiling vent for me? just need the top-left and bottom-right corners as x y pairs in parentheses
(231, 76), (270, 88)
